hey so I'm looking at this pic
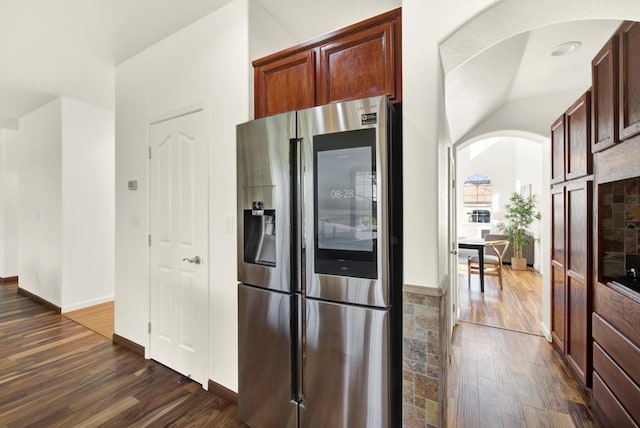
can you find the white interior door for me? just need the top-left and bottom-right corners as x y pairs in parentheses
(149, 109), (207, 385)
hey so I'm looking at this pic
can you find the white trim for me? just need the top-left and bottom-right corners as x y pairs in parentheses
(539, 321), (552, 343)
(62, 294), (114, 313)
(149, 103), (206, 125)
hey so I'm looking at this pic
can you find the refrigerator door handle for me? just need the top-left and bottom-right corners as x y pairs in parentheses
(291, 137), (305, 294)
(298, 137), (306, 252)
(290, 137), (305, 405)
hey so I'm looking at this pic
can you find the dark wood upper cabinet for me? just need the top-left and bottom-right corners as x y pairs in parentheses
(565, 91), (592, 180)
(551, 114), (566, 184)
(254, 50), (315, 119)
(317, 21), (397, 105)
(619, 21), (640, 141)
(252, 8), (401, 119)
(591, 36), (618, 153)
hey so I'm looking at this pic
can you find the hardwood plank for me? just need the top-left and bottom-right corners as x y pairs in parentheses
(458, 261), (543, 335)
(63, 301), (114, 340)
(0, 282), (246, 427)
(448, 322), (603, 427)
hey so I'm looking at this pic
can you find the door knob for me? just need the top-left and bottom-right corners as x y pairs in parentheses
(183, 256), (201, 265)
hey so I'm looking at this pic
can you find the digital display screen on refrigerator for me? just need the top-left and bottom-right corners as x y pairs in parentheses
(314, 128), (377, 278)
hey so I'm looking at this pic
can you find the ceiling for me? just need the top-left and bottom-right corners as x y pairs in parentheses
(0, 0), (399, 127)
(0, 0), (236, 124)
(0, 1), (624, 140)
(444, 19), (622, 143)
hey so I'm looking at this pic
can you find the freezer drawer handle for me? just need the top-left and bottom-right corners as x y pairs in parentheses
(182, 256), (201, 265)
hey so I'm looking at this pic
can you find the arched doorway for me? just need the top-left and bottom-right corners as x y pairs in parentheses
(440, 1), (640, 340)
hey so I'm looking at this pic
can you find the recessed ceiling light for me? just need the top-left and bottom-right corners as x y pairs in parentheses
(549, 41), (582, 56)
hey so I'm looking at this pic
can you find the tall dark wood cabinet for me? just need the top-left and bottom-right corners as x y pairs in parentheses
(619, 21), (640, 141)
(551, 185), (566, 351)
(549, 91), (593, 388)
(253, 8), (401, 119)
(565, 180), (592, 386)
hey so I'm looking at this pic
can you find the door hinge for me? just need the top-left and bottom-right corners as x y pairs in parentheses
(148, 235), (151, 246)
(148, 147), (152, 159)
(148, 322), (151, 334)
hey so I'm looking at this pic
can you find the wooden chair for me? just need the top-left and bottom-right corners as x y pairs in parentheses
(467, 238), (510, 290)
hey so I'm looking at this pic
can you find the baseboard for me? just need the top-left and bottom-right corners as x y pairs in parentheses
(0, 275), (18, 283)
(62, 294), (114, 313)
(112, 333), (145, 356)
(17, 287), (61, 313)
(540, 321), (552, 342)
(207, 379), (238, 404)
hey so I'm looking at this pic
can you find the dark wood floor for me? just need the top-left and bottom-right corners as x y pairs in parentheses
(448, 322), (602, 428)
(4, 278), (602, 427)
(458, 261), (543, 335)
(0, 280), (245, 427)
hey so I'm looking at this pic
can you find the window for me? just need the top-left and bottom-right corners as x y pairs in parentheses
(463, 174), (492, 223)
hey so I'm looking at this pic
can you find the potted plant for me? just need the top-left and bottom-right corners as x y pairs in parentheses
(498, 192), (541, 270)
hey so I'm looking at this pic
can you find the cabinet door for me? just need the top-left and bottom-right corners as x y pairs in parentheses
(551, 185), (566, 352)
(317, 21), (399, 105)
(619, 21), (640, 141)
(254, 50), (315, 119)
(550, 115), (566, 184)
(565, 180), (593, 387)
(591, 36), (618, 153)
(565, 92), (592, 181)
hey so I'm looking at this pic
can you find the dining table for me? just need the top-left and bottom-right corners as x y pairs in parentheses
(458, 237), (486, 293)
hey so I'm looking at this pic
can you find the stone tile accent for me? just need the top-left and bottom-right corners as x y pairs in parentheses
(600, 177), (640, 277)
(403, 279), (450, 428)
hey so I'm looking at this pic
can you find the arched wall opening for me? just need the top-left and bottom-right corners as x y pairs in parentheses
(439, 0), (640, 340)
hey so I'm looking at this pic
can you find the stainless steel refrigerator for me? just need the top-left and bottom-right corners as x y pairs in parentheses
(237, 96), (402, 428)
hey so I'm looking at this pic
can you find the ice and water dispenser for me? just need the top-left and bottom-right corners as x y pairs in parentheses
(242, 186), (277, 267)
(243, 200), (276, 266)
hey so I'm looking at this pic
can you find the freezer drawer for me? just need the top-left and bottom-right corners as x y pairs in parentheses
(301, 299), (390, 428)
(238, 284), (297, 428)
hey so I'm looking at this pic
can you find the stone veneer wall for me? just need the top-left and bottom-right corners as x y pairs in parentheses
(600, 176), (640, 277)
(402, 278), (450, 428)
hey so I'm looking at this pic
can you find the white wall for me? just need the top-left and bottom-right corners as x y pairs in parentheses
(18, 98), (115, 310)
(402, 0), (497, 288)
(18, 99), (63, 305)
(115, 0), (250, 392)
(514, 137), (545, 271)
(0, 128), (19, 277)
(61, 98), (115, 311)
(248, 1), (297, 117)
